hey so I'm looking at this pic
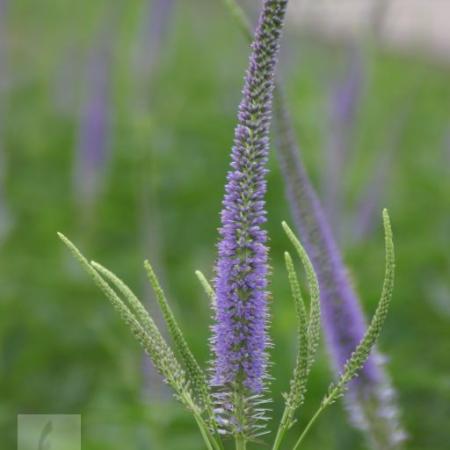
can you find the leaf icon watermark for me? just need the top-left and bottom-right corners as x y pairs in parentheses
(37, 420), (52, 450)
(18, 415), (80, 450)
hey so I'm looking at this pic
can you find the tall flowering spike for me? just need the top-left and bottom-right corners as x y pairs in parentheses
(274, 90), (406, 449)
(212, 0), (288, 436)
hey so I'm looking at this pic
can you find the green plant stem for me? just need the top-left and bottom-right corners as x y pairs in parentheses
(196, 415), (223, 450)
(183, 394), (223, 450)
(292, 404), (326, 450)
(194, 415), (215, 450)
(272, 426), (287, 450)
(272, 413), (289, 450)
(272, 405), (290, 450)
(235, 435), (247, 450)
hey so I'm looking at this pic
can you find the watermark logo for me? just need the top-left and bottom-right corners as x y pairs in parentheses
(18, 415), (81, 450)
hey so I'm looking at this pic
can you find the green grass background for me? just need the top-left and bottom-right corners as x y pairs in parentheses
(1, 1), (449, 449)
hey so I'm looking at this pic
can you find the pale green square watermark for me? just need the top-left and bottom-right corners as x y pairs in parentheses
(18, 414), (81, 450)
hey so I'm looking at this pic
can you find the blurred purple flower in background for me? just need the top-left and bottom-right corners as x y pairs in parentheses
(323, 48), (363, 239)
(321, 0), (392, 240)
(73, 38), (112, 215)
(274, 90), (406, 449)
(0, 0), (6, 21)
(134, 0), (175, 87)
(0, 0), (13, 241)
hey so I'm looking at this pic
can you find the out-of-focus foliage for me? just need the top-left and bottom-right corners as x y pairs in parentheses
(0, 1), (449, 449)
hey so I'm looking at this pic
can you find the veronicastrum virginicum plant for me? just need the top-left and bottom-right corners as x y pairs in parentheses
(219, 1), (405, 448)
(58, 1), (396, 449)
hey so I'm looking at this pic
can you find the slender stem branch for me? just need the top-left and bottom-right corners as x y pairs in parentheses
(292, 405), (325, 450)
(195, 412), (224, 450)
(182, 393), (223, 450)
(272, 409), (289, 450)
(194, 412), (223, 450)
(272, 427), (287, 450)
(194, 415), (215, 450)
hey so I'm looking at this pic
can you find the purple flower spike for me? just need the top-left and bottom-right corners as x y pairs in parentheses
(274, 90), (406, 449)
(212, 0), (288, 435)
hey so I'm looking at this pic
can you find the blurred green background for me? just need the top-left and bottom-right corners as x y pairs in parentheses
(1, 1), (449, 449)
